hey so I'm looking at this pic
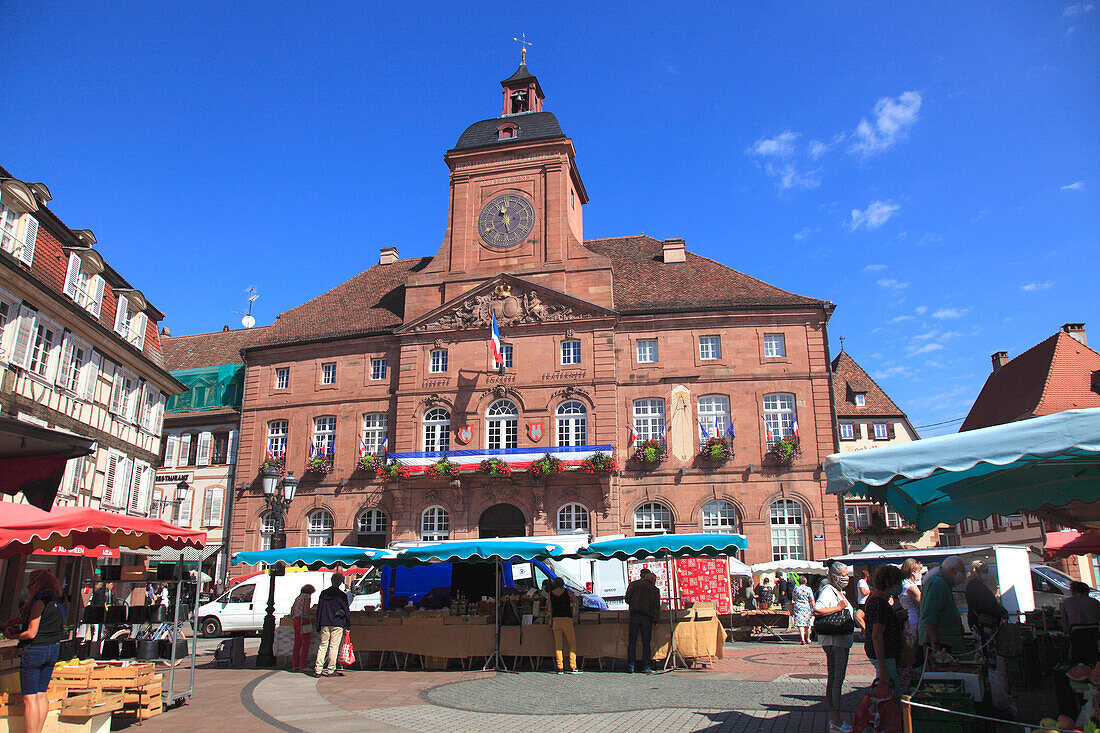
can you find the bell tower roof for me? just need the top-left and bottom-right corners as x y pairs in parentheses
(500, 62), (544, 116)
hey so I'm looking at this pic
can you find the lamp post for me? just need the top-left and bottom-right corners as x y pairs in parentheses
(155, 480), (191, 520)
(255, 472), (297, 667)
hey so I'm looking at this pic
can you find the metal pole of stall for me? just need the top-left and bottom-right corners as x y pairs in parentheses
(167, 555), (182, 703)
(659, 555), (686, 673)
(482, 559), (508, 672)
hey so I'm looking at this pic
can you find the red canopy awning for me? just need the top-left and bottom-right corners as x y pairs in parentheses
(0, 504), (205, 558)
(1046, 529), (1100, 560)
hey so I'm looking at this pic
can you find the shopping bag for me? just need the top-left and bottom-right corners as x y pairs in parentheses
(852, 682), (902, 733)
(338, 633), (356, 666)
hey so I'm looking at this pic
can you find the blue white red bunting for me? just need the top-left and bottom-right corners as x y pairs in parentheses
(387, 444), (615, 472)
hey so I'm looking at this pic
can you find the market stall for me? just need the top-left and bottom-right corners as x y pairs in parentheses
(825, 407), (1100, 731)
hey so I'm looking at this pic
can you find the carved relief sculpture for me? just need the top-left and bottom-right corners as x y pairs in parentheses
(413, 286), (595, 332)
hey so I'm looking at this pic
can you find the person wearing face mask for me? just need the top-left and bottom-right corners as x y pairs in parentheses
(814, 562), (855, 733)
(918, 556), (966, 653)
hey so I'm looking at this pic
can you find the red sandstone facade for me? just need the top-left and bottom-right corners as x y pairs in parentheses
(228, 63), (842, 567)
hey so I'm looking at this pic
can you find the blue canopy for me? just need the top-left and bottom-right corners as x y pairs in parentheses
(383, 539), (566, 566)
(570, 533), (748, 560)
(231, 545), (395, 568)
(825, 408), (1100, 531)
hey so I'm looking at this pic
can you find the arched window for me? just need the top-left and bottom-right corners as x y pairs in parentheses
(632, 398), (665, 442)
(260, 512), (281, 551)
(486, 399), (518, 450)
(769, 499), (806, 561)
(634, 502), (673, 535)
(306, 509), (334, 547)
(556, 401), (587, 446)
(701, 500), (739, 534)
(421, 505), (449, 541)
(697, 395), (731, 447)
(356, 508), (388, 547)
(423, 408), (450, 452)
(762, 393), (797, 447)
(557, 503), (590, 533)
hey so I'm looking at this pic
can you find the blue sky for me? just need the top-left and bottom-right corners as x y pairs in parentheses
(3, 2), (1097, 436)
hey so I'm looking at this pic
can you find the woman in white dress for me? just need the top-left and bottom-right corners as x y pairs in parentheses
(899, 558), (923, 643)
(792, 575), (815, 645)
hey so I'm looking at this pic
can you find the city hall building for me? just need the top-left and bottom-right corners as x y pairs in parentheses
(229, 61), (842, 567)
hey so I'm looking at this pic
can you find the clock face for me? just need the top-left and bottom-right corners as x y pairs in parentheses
(478, 194), (536, 249)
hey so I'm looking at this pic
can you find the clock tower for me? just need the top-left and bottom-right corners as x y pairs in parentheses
(403, 60), (614, 322)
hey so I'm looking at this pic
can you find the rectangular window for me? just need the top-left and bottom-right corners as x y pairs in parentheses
(696, 394), (730, 447)
(636, 339), (658, 364)
(632, 398), (666, 442)
(854, 393), (866, 407)
(313, 416), (336, 455)
(321, 362), (336, 385)
(844, 505), (871, 529)
(885, 507), (903, 529)
(763, 333), (786, 358)
(0, 202), (37, 265)
(370, 358), (387, 381)
(500, 344), (513, 369)
(698, 336), (721, 360)
(873, 423), (889, 439)
(113, 295), (148, 350)
(63, 254), (105, 316)
(762, 393), (797, 445)
(362, 413), (388, 455)
(267, 420), (287, 458)
(430, 349), (448, 373)
(560, 340), (581, 365)
(211, 432), (229, 464)
(838, 423), (854, 440)
(28, 323), (55, 378)
(275, 368), (289, 390)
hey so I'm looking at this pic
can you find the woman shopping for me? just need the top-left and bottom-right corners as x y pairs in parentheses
(792, 575), (815, 645)
(814, 562), (855, 733)
(863, 565), (906, 692)
(546, 578), (581, 674)
(9, 570), (65, 733)
(290, 584), (316, 672)
(899, 558), (922, 643)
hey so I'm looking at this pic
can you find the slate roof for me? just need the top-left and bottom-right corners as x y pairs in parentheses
(247, 236), (828, 351)
(831, 351), (906, 417)
(583, 235), (827, 314)
(452, 112), (564, 151)
(960, 330), (1100, 431)
(162, 325), (270, 370)
(502, 63), (536, 84)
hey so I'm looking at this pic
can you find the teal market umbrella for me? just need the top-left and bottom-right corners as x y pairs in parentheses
(825, 407), (1100, 531)
(231, 545), (396, 569)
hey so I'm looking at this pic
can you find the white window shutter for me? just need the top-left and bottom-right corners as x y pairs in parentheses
(117, 458), (134, 510)
(178, 434), (192, 467)
(90, 277), (105, 319)
(55, 332), (73, 387)
(129, 462), (144, 513)
(103, 453), (118, 507)
(10, 305), (38, 370)
(202, 490), (214, 526)
(196, 431), (212, 467)
(19, 215), (37, 266)
(134, 312), (148, 350)
(114, 295), (129, 337)
(64, 254), (81, 299)
(177, 488), (191, 526)
(142, 468), (154, 514)
(109, 366), (125, 414)
(81, 352), (100, 401)
(210, 486), (224, 526)
(227, 429), (238, 465)
(163, 435), (178, 469)
(137, 381), (149, 429)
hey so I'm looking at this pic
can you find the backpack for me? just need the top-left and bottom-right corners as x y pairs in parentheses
(852, 683), (902, 733)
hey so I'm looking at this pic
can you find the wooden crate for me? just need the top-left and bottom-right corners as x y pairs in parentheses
(122, 682), (161, 704)
(60, 690), (124, 718)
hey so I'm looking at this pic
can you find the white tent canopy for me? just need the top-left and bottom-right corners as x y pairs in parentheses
(751, 559), (828, 575)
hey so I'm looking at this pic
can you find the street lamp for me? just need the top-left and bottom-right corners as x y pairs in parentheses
(154, 480), (191, 519)
(256, 473), (297, 667)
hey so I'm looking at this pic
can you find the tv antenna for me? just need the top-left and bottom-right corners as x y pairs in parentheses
(231, 286), (259, 329)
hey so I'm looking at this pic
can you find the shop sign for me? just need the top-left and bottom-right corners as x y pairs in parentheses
(156, 473), (191, 484)
(813, 534), (825, 541)
(33, 546), (120, 558)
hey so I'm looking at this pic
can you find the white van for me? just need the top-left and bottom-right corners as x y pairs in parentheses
(197, 570), (381, 637)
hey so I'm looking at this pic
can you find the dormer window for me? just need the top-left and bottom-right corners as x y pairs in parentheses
(854, 393), (866, 407)
(497, 122), (518, 140)
(114, 294), (148, 350)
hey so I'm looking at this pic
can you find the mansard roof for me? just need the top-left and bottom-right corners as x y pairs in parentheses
(451, 112), (565, 152)
(248, 236), (829, 350)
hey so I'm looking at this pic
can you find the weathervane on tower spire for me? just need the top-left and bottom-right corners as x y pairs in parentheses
(513, 33), (533, 65)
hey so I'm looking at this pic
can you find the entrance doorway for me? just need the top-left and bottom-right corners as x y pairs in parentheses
(479, 503), (526, 538)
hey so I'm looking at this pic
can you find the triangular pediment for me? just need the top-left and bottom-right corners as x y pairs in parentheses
(399, 275), (617, 334)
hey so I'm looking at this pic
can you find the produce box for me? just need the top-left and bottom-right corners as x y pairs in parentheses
(0, 669), (22, 693)
(598, 611), (628, 623)
(578, 614), (600, 624)
(59, 690), (124, 718)
(91, 661), (155, 687)
(402, 617), (445, 626)
(909, 683), (975, 733)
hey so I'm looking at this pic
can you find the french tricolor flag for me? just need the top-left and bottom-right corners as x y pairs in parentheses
(629, 425), (640, 445)
(792, 419), (800, 439)
(358, 435), (368, 458)
(490, 312), (504, 367)
(381, 435), (389, 454)
(762, 416), (774, 442)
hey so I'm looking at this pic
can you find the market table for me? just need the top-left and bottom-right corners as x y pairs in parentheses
(728, 610), (791, 641)
(349, 617), (725, 668)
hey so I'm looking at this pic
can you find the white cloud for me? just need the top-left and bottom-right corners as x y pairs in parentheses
(873, 366), (911, 379)
(849, 91), (922, 156)
(1022, 281), (1054, 292)
(793, 226), (821, 240)
(1064, 3), (1094, 16)
(1061, 180), (1085, 190)
(914, 330), (938, 341)
(888, 315), (914, 324)
(862, 263), (888, 272)
(747, 132), (800, 157)
(932, 307), (969, 319)
(850, 200), (901, 230)
(915, 306), (928, 314)
(939, 331), (962, 340)
(870, 352), (885, 360)
(909, 343), (945, 355)
(877, 278), (909, 292)
(772, 162), (822, 190)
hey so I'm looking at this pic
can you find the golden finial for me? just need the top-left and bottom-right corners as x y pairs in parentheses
(513, 33), (533, 65)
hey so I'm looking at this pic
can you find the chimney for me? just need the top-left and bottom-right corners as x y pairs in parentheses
(379, 246), (399, 265)
(223, 325), (230, 332)
(662, 238), (686, 264)
(160, 326), (171, 337)
(1063, 323), (1087, 346)
(991, 351), (1009, 373)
